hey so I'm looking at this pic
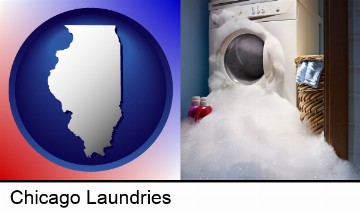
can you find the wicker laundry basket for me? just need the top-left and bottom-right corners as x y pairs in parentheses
(294, 55), (324, 134)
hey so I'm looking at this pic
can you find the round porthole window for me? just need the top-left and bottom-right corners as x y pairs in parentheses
(224, 34), (264, 84)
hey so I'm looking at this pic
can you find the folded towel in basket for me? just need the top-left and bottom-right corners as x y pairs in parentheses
(304, 61), (324, 88)
(296, 61), (308, 84)
(296, 60), (324, 88)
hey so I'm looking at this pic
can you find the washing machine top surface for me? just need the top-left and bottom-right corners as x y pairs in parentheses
(209, 0), (278, 10)
(210, 0), (277, 3)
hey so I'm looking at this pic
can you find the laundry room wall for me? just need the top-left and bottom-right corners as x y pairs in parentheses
(348, 0), (360, 167)
(181, 0), (209, 119)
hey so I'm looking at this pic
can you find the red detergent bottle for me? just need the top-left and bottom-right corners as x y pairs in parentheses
(194, 97), (212, 122)
(188, 96), (200, 118)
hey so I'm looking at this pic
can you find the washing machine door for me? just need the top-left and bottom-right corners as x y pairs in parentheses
(220, 33), (265, 85)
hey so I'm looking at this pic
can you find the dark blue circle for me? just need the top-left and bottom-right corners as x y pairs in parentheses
(9, 8), (172, 171)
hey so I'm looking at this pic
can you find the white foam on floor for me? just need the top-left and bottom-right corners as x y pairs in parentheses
(181, 10), (359, 180)
(182, 85), (359, 180)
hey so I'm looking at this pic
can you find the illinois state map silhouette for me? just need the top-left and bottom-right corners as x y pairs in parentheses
(48, 25), (122, 157)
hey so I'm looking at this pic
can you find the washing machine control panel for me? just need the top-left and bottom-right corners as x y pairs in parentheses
(250, 5), (282, 15)
(251, 5), (268, 15)
(209, 0), (295, 28)
(243, 1), (293, 18)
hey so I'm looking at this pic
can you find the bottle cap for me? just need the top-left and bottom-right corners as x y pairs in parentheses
(191, 96), (200, 106)
(200, 97), (209, 106)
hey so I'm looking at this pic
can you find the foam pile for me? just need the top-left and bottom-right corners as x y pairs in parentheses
(182, 85), (359, 180)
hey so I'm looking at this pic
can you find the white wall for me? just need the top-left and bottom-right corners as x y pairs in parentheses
(348, 0), (360, 167)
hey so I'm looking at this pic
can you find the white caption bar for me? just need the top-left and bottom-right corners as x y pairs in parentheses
(0, 182), (359, 210)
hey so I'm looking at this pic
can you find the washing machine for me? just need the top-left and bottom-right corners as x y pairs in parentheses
(209, 0), (321, 105)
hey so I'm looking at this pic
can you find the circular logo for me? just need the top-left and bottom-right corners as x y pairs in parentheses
(9, 8), (172, 171)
